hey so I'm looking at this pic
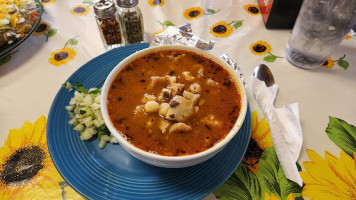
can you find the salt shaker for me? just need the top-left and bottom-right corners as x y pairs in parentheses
(94, 0), (124, 50)
(116, 0), (145, 44)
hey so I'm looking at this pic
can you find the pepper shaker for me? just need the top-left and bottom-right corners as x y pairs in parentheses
(116, 0), (145, 44)
(94, 0), (124, 50)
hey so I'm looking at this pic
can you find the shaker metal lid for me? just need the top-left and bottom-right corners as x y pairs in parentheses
(116, 0), (138, 8)
(94, 0), (116, 16)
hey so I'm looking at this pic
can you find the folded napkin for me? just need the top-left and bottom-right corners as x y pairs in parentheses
(251, 76), (303, 187)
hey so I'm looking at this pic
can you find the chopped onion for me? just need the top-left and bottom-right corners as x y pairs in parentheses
(99, 135), (111, 149)
(64, 82), (116, 149)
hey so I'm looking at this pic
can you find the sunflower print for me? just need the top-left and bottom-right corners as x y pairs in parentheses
(33, 21), (50, 36)
(300, 149), (356, 199)
(49, 47), (76, 66)
(153, 27), (167, 36)
(264, 192), (295, 200)
(153, 20), (176, 36)
(242, 111), (273, 174)
(244, 4), (261, 15)
(71, 5), (90, 16)
(344, 34), (351, 40)
(34, 21), (57, 42)
(183, 7), (204, 20)
(148, 0), (164, 7)
(0, 116), (83, 199)
(322, 57), (334, 68)
(41, 0), (56, 6)
(250, 41), (272, 55)
(210, 21), (233, 38)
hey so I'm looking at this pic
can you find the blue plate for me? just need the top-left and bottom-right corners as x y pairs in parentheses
(47, 43), (251, 200)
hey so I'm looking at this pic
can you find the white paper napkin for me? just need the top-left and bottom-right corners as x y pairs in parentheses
(251, 76), (303, 187)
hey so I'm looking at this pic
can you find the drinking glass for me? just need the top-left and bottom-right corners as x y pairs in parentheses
(285, 0), (356, 70)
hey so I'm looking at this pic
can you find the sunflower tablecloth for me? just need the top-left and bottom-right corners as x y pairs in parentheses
(1, 0), (356, 199)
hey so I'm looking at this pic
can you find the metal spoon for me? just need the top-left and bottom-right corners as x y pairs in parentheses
(253, 64), (275, 87)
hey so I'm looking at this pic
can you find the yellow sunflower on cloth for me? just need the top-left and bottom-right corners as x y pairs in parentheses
(300, 149), (356, 199)
(183, 7), (204, 20)
(264, 192), (295, 200)
(250, 41), (272, 55)
(153, 27), (167, 35)
(210, 21), (233, 38)
(148, 0), (164, 7)
(33, 21), (50, 36)
(0, 116), (83, 199)
(242, 111), (273, 174)
(71, 5), (90, 16)
(322, 57), (334, 68)
(41, 0), (56, 6)
(49, 47), (76, 66)
(244, 4), (261, 15)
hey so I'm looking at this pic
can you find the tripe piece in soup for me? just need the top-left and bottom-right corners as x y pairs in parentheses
(107, 50), (241, 156)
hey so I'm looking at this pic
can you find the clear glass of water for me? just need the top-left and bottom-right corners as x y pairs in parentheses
(285, 0), (356, 70)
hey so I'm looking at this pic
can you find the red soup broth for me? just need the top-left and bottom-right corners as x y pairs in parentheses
(107, 50), (241, 156)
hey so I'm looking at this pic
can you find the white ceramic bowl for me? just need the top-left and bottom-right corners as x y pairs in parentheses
(101, 45), (247, 168)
